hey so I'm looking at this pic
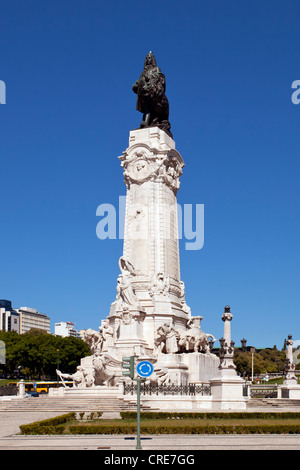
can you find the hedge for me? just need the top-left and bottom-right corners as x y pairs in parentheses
(19, 411), (300, 436)
(120, 411), (300, 420)
(19, 413), (76, 435)
(69, 424), (137, 435)
(69, 423), (300, 435)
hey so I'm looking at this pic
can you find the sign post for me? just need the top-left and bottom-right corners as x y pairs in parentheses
(136, 377), (142, 450)
(136, 361), (154, 450)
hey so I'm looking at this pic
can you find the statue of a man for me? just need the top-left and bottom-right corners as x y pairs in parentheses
(132, 51), (172, 137)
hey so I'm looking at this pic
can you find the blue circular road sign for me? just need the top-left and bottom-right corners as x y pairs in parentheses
(136, 361), (154, 378)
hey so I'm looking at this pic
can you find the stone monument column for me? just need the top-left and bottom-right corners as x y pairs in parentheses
(108, 126), (191, 354)
(278, 334), (300, 399)
(55, 51), (221, 391)
(210, 306), (247, 410)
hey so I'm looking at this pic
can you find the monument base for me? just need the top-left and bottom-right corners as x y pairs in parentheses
(209, 369), (248, 410)
(278, 381), (300, 399)
(182, 352), (220, 383)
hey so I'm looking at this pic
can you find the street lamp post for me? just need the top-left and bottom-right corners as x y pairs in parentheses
(249, 347), (255, 382)
(56, 349), (60, 387)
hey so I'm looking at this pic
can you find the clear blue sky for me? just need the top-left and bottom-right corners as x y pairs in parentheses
(1, 0), (299, 349)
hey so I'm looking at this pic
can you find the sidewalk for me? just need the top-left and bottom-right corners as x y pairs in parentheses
(0, 433), (300, 450)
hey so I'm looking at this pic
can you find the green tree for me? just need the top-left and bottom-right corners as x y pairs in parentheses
(0, 329), (91, 379)
(234, 347), (286, 377)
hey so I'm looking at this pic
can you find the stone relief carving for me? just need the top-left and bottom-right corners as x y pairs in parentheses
(120, 145), (184, 193)
(159, 156), (182, 191)
(150, 272), (170, 298)
(145, 366), (171, 386)
(120, 311), (133, 325)
(154, 317), (216, 355)
(124, 153), (153, 186)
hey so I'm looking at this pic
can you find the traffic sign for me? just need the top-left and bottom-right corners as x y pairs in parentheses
(136, 360), (154, 378)
(122, 356), (135, 379)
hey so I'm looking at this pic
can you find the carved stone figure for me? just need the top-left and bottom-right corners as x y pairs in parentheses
(180, 281), (191, 315)
(82, 328), (103, 354)
(150, 272), (170, 297)
(154, 324), (166, 353)
(57, 366), (86, 388)
(93, 351), (120, 386)
(178, 319), (216, 353)
(57, 350), (121, 388)
(116, 257), (140, 309)
(154, 322), (180, 354)
(132, 51), (172, 137)
(99, 321), (114, 350)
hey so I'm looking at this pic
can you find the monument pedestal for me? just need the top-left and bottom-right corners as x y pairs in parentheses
(209, 306), (247, 410)
(210, 370), (247, 410)
(278, 383), (300, 399)
(277, 335), (300, 399)
(278, 377), (300, 399)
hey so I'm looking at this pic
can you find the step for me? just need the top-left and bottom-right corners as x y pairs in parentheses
(0, 395), (154, 412)
(247, 398), (300, 408)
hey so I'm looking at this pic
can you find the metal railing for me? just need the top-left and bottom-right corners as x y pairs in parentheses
(123, 382), (211, 396)
(244, 384), (278, 399)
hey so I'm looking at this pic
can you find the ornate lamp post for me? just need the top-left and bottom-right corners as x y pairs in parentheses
(218, 306), (236, 373)
(241, 338), (247, 352)
(56, 349), (60, 388)
(209, 305), (247, 409)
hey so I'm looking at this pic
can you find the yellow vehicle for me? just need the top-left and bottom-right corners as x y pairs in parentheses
(9, 381), (73, 394)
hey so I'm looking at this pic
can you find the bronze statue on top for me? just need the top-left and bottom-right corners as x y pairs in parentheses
(132, 51), (172, 138)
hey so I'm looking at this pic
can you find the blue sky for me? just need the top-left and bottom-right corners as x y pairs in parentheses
(1, 0), (299, 349)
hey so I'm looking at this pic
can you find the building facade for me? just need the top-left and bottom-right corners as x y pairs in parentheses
(0, 300), (20, 333)
(0, 301), (50, 334)
(55, 321), (80, 338)
(17, 307), (50, 334)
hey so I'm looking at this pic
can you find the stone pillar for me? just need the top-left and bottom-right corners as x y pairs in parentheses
(278, 334), (300, 399)
(120, 127), (184, 283)
(17, 379), (26, 397)
(210, 306), (247, 410)
(283, 334), (298, 384)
